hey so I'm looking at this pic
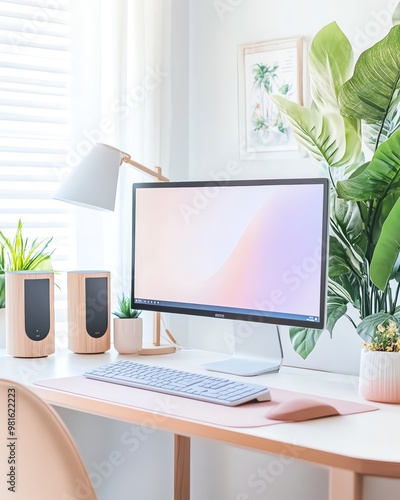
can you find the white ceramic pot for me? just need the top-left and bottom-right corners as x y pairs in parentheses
(359, 348), (400, 403)
(113, 317), (143, 354)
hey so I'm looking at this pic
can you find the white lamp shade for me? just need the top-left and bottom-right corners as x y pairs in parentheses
(54, 143), (122, 211)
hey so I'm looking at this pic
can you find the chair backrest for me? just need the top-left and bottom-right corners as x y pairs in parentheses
(0, 378), (97, 500)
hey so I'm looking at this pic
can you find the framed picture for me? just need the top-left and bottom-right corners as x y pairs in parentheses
(238, 37), (303, 159)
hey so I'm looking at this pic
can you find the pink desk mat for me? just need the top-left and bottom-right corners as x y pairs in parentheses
(34, 376), (377, 428)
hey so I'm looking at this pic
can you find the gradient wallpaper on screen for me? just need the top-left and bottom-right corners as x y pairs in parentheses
(134, 183), (325, 317)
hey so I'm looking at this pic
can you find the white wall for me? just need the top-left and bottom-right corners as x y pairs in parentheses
(187, 0), (396, 180)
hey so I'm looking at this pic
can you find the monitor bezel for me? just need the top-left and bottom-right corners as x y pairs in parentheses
(131, 177), (329, 330)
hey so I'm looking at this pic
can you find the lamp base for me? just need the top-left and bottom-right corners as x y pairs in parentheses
(138, 312), (176, 355)
(138, 344), (176, 355)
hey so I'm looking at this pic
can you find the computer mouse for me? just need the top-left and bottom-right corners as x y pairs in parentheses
(267, 397), (340, 422)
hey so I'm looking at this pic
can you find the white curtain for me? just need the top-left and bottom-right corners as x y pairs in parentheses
(68, 0), (171, 308)
(0, 0), (75, 343)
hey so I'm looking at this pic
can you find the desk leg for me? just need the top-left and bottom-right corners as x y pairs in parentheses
(329, 468), (362, 500)
(174, 434), (190, 500)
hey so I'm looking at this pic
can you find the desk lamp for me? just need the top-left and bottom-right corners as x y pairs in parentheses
(54, 143), (175, 355)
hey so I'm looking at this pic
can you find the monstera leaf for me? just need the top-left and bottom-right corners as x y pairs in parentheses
(271, 21), (362, 169)
(329, 237), (352, 277)
(363, 108), (400, 152)
(336, 129), (400, 292)
(370, 197), (400, 291)
(289, 327), (324, 359)
(339, 25), (400, 148)
(271, 96), (361, 167)
(329, 233), (363, 314)
(308, 22), (354, 112)
(331, 197), (367, 265)
(290, 295), (348, 359)
(336, 128), (400, 201)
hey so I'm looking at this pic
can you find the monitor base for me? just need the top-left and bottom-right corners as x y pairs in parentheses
(203, 323), (283, 377)
(203, 357), (280, 376)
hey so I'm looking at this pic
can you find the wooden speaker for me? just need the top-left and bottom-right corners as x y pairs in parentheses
(67, 271), (110, 353)
(6, 271), (55, 358)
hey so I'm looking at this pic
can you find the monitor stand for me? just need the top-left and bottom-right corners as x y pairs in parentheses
(203, 322), (283, 377)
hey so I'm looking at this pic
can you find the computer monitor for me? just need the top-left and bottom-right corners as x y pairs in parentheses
(131, 178), (329, 375)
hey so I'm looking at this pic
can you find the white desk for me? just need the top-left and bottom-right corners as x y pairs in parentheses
(1, 347), (400, 500)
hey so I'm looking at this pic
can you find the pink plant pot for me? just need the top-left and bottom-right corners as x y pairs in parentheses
(113, 317), (143, 354)
(359, 348), (400, 403)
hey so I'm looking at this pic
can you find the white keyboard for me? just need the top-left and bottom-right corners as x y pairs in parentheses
(84, 360), (271, 407)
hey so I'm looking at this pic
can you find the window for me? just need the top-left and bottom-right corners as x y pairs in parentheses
(0, 0), (74, 335)
(1, 1), (171, 343)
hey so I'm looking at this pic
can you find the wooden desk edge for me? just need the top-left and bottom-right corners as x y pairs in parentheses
(32, 384), (400, 480)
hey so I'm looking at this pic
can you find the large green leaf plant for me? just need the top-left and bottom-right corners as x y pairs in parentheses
(271, 16), (400, 358)
(0, 220), (54, 308)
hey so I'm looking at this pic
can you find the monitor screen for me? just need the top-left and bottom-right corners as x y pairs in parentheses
(131, 178), (329, 329)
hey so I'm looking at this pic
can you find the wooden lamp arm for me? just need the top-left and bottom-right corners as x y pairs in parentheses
(121, 155), (169, 182)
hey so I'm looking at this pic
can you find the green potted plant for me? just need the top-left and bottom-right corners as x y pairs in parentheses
(359, 319), (400, 403)
(0, 219), (54, 304)
(112, 293), (142, 354)
(0, 220), (55, 347)
(270, 10), (400, 359)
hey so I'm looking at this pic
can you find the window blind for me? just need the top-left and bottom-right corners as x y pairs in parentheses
(0, 0), (74, 335)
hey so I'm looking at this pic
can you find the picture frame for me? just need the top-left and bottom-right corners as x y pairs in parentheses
(238, 37), (304, 159)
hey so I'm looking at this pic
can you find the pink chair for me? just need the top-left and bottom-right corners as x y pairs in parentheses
(0, 378), (96, 499)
